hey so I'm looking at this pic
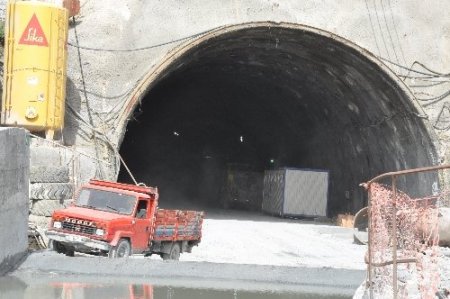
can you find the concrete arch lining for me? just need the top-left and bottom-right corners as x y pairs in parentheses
(116, 22), (429, 141)
(117, 22), (438, 215)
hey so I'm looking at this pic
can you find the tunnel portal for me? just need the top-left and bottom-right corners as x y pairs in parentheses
(118, 24), (437, 215)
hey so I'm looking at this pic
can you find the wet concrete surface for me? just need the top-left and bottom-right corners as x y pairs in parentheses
(0, 274), (351, 299)
(0, 274), (353, 299)
(0, 251), (365, 298)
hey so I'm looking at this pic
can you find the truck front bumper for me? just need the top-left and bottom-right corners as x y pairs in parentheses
(45, 230), (111, 251)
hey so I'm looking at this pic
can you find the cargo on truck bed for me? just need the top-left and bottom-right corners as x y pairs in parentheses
(45, 180), (204, 260)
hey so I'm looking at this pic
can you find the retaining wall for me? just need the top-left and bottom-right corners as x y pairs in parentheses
(0, 127), (30, 275)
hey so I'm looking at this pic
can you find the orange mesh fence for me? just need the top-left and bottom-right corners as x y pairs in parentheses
(367, 182), (449, 298)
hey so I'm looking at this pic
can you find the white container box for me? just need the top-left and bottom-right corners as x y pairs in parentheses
(262, 168), (329, 217)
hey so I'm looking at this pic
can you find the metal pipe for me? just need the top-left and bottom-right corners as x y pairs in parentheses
(362, 164), (450, 187)
(365, 255), (417, 267)
(368, 184), (374, 299)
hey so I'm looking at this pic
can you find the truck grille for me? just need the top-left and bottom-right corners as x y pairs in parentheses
(62, 218), (96, 235)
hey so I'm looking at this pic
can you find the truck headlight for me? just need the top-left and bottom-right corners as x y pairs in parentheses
(95, 229), (105, 236)
(53, 221), (62, 229)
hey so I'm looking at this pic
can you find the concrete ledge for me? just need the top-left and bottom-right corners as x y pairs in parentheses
(16, 251), (365, 296)
(0, 251), (28, 276)
(0, 128), (30, 276)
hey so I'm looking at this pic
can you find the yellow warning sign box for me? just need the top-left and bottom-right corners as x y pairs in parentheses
(1, 1), (69, 136)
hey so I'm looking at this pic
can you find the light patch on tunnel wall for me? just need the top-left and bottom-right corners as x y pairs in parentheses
(347, 102), (360, 114)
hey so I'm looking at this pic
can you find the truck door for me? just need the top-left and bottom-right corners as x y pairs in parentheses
(132, 199), (151, 251)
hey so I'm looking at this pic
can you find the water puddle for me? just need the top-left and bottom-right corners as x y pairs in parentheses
(0, 279), (350, 299)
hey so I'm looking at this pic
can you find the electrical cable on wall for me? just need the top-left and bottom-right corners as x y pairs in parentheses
(387, 0), (407, 68)
(364, 0), (382, 58)
(380, 0), (401, 72)
(72, 15), (107, 179)
(380, 58), (450, 78)
(373, 0), (393, 63)
(67, 27), (223, 52)
(421, 90), (450, 107)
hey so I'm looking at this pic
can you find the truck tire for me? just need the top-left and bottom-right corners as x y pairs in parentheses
(30, 200), (72, 217)
(65, 248), (75, 257)
(30, 183), (74, 201)
(48, 240), (64, 254)
(30, 166), (70, 183)
(162, 242), (181, 261)
(48, 240), (73, 256)
(109, 239), (131, 258)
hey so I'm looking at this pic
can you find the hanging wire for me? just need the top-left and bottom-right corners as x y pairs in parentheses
(380, 0), (402, 73)
(67, 27), (221, 53)
(387, 0), (407, 67)
(364, 0), (382, 57)
(373, 0), (393, 62)
(420, 90), (450, 106)
(379, 57), (450, 78)
(72, 15), (106, 179)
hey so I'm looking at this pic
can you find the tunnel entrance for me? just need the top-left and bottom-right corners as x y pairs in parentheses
(118, 23), (437, 216)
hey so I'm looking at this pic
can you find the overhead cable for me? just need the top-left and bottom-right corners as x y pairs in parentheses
(67, 27), (221, 52)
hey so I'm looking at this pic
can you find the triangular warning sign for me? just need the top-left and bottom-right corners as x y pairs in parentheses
(19, 13), (49, 47)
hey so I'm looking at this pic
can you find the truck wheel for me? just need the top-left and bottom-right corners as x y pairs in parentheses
(109, 239), (131, 258)
(48, 240), (65, 254)
(162, 242), (181, 261)
(65, 248), (75, 257)
(49, 240), (74, 256)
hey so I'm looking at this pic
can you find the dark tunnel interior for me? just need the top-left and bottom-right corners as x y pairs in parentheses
(118, 25), (438, 216)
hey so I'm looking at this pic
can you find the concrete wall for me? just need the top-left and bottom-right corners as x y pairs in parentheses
(0, 128), (29, 275)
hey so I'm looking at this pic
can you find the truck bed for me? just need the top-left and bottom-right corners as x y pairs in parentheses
(152, 209), (204, 242)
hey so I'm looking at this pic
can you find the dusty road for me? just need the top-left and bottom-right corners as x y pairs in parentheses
(179, 211), (366, 269)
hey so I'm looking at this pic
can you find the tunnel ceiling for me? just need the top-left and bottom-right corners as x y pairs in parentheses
(119, 24), (437, 215)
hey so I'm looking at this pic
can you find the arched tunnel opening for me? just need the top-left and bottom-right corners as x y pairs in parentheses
(118, 24), (437, 216)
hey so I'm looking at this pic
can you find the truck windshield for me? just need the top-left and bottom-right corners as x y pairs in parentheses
(76, 188), (136, 215)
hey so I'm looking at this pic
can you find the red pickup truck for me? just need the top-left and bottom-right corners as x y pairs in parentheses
(45, 180), (204, 260)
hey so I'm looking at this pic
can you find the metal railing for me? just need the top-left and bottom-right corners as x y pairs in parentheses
(361, 164), (450, 299)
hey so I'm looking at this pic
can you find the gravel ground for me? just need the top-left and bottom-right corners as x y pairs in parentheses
(440, 247), (450, 295)
(353, 247), (450, 298)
